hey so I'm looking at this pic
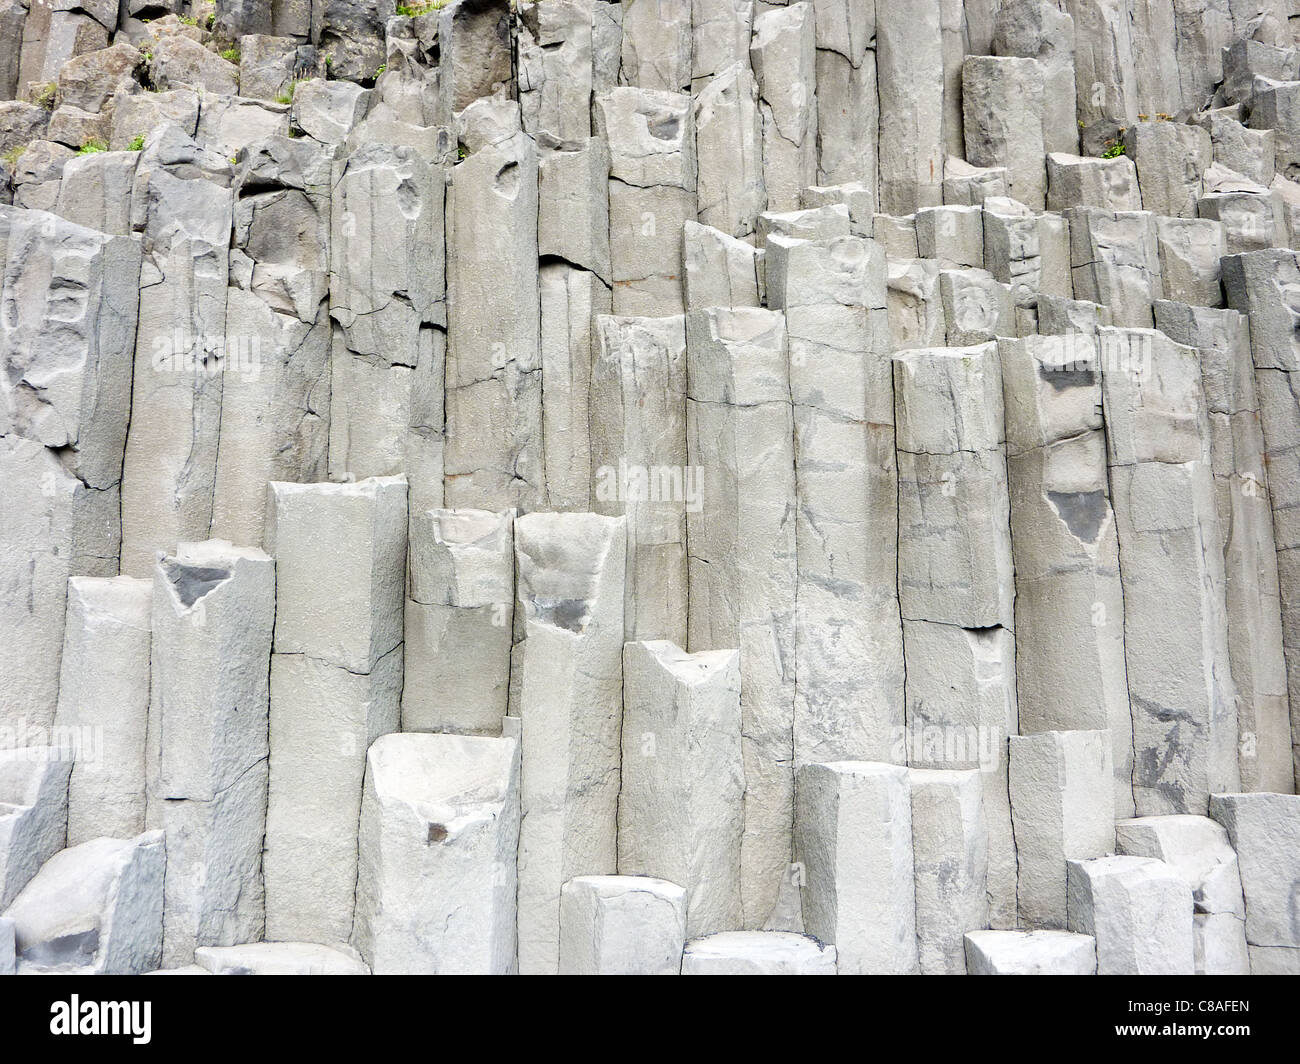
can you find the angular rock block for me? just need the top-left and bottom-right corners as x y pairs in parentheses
(964, 930), (1097, 975)
(1209, 792), (1300, 948)
(1000, 334), (1132, 812)
(213, 135), (333, 543)
(680, 931), (836, 975)
(887, 258), (944, 349)
(1116, 814), (1248, 974)
(264, 477), (406, 945)
(1249, 945), (1300, 975)
(962, 55), (1046, 209)
(992, 0), (1078, 154)
(618, 641), (742, 938)
(1045, 152), (1141, 212)
(1222, 250), (1300, 788)
(901, 619), (1018, 929)
(1009, 730), (1115, 930)
(515, 513), (626, 974)
(1100, 328), (1239, 814)
(120, 127), (234, 576)
(4, 831), (163, 975)
(148, 540), (274, 968)
(590, 314), (688, 645)
(683, 220), (762, 310)
(1154, 217), (1224, 308)
(796, 761), (917, 975)
(769, 236), (903, 766)
(750, 4), (816, 212)
(354, 733), (520, 974)
(558, 875), (687, 975)
(917, 205), (984, 267)
(982, 195), (1071, 302)
(193, 942), (370, 976)
(1067, 208), (1163, 328)
(693, 62), (764, 239)
(538, 138), (612, 286)
(540, 263), (610, 511)
(445, 115), (543, 512)
(1124, 120), (1211, 219)
(596, 87), (696, 316)
(1154, 301), (1291, 795)
(54, 576), (151, 846)
(0, 747), (73, 910)
(894, 343), (1013, 629)
(877, 0), (943, 214)
(403, 508), (514, 736)
(910, 768), (988, 974)
(685, 307), (796, 930)
(940, 268), (1013, 346)
(0, 207), (142, 726)
(1066, 856), (1196, 975)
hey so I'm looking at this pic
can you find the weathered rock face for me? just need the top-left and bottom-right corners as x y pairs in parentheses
(3, 0), (1300, 982)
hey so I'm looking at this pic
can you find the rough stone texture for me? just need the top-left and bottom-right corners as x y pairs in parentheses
(1155, 301), (1292, 794)
(1101, 327), (1240, 815)
(964, 929), (1097, 974)
(618, 641), (743, 939)
(7, 0), (1300, 981)
(1209, 792), (1300, 947)
(515, 512), (625, 974)
(1000, 334), (1132, 811)
(558, 875), (686, 975)
(147, 540), (274, 969)
(54, 576), (151, 846)
(910, 768), (988, 974)
(1116, 813), (1249, 973)
(403, 508), (513, 736)
(1009, 730), (1116, 930)
(685, 307), (796, 931)
(680, 931), (836, 974)
(264, 477), (406, 947)
(590, 314), (688, 645)
(0, 748), (73, 910)
(1066, 855), (1197, 974)
(193, 941), (370, 975)
(354, 732), (520, 974)
(4, 831), (164, 975)
(770, 236), (903, 768)
(796, 761), (918, 975)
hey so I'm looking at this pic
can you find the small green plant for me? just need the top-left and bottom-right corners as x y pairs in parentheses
(457, 145), (468, 160)
(178, 13), (197, 24)
(128, 134), (146, 151)
(205, 12), (215, 28)
(324, 53), (333, 67)
(2, 144), (25, 170)
(220, 46), (240, 63)
(140, 49), (153, 64)
(77, 138), (108, 155)
(229, 154), (238, 165)
(374, 63), (386, 77)
(1101, 141), (1125, 159)
(33, 82), (57, 110)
